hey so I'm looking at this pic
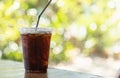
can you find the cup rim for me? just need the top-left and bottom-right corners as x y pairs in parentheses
(19, 27), (53, 34)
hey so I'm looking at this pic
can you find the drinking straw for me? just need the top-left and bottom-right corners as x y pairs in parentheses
(35, 0), (52, 30)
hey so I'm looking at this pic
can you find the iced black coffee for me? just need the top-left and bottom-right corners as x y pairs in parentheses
(20, 28), (52, 73)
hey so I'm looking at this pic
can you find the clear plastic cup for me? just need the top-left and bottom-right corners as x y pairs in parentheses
(19, 28), (52, 73)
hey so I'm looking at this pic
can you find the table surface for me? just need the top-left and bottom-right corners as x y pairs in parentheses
(0, 60), (104, 78)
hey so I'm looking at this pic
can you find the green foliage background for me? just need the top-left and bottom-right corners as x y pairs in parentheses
(0, 0), (120, 63)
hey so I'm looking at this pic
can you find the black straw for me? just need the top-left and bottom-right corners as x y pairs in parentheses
(35, 0), (52, 30)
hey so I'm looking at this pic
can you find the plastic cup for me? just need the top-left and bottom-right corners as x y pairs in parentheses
(19, 28), (52, 73)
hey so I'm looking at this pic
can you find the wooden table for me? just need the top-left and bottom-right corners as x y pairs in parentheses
(0, 60), (104, 78)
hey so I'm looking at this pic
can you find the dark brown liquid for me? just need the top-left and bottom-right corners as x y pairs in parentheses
(21, 33), (51, 73)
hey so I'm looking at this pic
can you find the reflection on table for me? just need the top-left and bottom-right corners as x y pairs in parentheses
(25, 72), (47, 78)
